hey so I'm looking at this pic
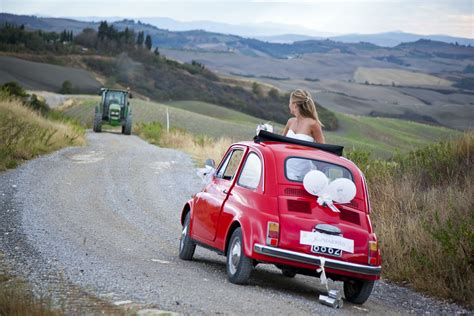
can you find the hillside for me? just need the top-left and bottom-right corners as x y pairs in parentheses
(1, 13), (473, 130)
(0, 55), (101, 93)
(60, 96), (459, 158)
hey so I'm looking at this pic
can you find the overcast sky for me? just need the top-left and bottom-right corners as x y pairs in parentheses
(2, 0), (473, 37)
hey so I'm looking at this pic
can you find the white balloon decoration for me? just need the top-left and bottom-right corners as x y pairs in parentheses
(303, 170), (329, 196)
(302, 170), (357, 213)
(326, 178), (357, 203)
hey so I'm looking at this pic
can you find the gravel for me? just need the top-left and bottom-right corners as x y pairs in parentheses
(0, 131), (471, 315)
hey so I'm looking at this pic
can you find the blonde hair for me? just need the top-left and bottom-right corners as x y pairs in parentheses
(290, 89), (324, 127)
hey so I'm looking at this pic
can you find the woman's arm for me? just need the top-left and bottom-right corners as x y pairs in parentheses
(311, 122), (325, 144)
(282, 118), (292, 136)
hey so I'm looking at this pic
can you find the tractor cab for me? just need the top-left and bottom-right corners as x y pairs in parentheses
(93, 88), (133, 135)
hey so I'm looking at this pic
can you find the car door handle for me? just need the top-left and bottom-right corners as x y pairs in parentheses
(222, 189), (231, 195)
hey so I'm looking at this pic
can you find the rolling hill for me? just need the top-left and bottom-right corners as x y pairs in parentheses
(60, 96), (460, 158)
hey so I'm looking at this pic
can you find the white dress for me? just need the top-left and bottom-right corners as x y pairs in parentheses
(286, 130), (315, 180)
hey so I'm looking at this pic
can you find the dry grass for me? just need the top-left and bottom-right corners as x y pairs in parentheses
(135, 122), (232, 166)
(0, 97), (85, 170)
(0, 276), (61, 316)
(349, 132), (473, 308)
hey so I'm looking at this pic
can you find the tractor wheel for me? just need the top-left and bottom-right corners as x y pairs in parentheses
(93, 112), (102, 133)
(124, 115), (132, 135)
(343, 279), (375, 304)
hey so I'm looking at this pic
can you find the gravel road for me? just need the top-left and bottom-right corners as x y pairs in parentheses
(0, 132), (470, 315)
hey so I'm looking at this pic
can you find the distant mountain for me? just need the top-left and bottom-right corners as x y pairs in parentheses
(1, 13), (472, 60)
(129, 17), (337, 38)
(329, 31), (474, 47)
(254, 34), (323, 43)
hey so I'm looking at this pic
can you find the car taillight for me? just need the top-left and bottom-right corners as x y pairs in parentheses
(368, 240), (378, 265)
(266, 221), (279, 247)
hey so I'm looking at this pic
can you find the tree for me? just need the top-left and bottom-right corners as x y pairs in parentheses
(136, 31), (144, 46)
(59, 80), (73, 94)
(252, 82), (263, 97)
(268, 88), (279, 99)
(145, 34), (152, 50)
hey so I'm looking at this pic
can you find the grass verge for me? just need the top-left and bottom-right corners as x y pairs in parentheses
(135, 122), (231, 166)
(0, 96), (85, 170)
(347, 132), (473, 308)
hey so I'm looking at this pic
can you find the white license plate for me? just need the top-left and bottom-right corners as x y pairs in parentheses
(311, 245), (342, 257)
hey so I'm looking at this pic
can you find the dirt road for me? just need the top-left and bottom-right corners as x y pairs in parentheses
(0, 132), (468, 314)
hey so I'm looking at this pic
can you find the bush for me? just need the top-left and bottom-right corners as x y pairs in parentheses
(348, 133), (474, 308)
(59, 80), (73, 94)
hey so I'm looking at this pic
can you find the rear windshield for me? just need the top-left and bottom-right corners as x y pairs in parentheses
(285, 157), (353, 182)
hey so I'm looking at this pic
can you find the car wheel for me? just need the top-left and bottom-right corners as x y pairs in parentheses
(178, 213), (196, 260)
(226, 228), (253, 284)
(281, 269), (296, 278)
(343, 279), (375, 304)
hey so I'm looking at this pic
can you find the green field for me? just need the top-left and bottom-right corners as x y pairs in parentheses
(63, 96), (460, 158)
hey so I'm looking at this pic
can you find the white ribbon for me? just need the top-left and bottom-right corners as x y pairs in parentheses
(317, 193), (340, 213)
(196, 165), (215, 185)
(316, 257), (329, 292)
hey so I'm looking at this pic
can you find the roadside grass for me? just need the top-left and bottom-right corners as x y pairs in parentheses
(0, 273), (61, 316)
(135, 122), (231, 165)
(347, 132), (474, 308)
(0, 96), (85, 170)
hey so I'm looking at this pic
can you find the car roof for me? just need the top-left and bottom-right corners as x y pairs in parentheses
(237, 140), (356, 170)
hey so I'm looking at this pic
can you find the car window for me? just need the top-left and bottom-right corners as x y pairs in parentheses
(238, 153), (262, 190)
(216, 149), (244, 180)
(285, 157), (353, 182)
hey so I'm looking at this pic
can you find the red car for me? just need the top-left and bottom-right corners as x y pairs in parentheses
(179, 131), (381, 304)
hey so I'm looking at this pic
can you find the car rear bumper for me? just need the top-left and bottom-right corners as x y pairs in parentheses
(254, 244), (381, 276)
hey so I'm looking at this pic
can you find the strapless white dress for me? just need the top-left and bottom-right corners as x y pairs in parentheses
(286, 129), (314, 142)
(286, 130), (315, 180)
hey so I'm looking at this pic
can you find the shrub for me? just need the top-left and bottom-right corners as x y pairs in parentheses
(347, 133), (474, 308)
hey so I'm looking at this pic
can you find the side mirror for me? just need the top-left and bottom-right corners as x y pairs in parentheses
(205, 158), (215, 169)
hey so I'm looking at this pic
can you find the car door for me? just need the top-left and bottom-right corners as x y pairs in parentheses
(192, 146), (246, 242)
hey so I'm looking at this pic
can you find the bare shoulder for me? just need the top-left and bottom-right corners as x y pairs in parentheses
(286, 117), (296, 128)
(308, 118), (321, 129)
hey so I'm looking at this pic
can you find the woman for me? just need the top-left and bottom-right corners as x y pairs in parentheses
(283, 89), (325, 180)
(282, 89), (325, 144)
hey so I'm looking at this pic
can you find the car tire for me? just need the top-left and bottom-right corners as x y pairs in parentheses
(226, 228), (253, 284)
(178, 213), (196, 260)
(343, 279), (375, 304)
(281, 269), (296, 278)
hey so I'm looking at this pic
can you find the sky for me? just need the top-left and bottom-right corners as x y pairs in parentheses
(1, 0), (473, 38)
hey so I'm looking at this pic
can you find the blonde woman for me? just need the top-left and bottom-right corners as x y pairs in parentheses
(282, 89), (325, 144)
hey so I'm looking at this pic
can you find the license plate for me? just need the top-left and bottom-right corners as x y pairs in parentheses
(311, 245), (342, 257)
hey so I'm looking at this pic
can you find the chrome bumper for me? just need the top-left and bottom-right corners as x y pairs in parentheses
(254, 244), (381, 276)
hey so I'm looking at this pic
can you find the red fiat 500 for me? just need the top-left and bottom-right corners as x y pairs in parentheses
(179, 131), (381, 304)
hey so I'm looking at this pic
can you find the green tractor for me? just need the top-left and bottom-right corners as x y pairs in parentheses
(93, 88), (133, 135)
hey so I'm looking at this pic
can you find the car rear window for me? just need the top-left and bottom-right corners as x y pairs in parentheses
(285, 157), (353, 182)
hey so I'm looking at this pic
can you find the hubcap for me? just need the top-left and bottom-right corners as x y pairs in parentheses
(229, 238), (241, 275)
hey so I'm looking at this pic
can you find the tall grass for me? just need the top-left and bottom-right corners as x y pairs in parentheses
(0, 275), (61, 316)
(347, 133), (474, 308)
(135, 122), (231, 166)
(0, 96), (85, 170)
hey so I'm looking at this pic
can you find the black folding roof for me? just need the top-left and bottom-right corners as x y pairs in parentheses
(254, 130), (344, 156)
